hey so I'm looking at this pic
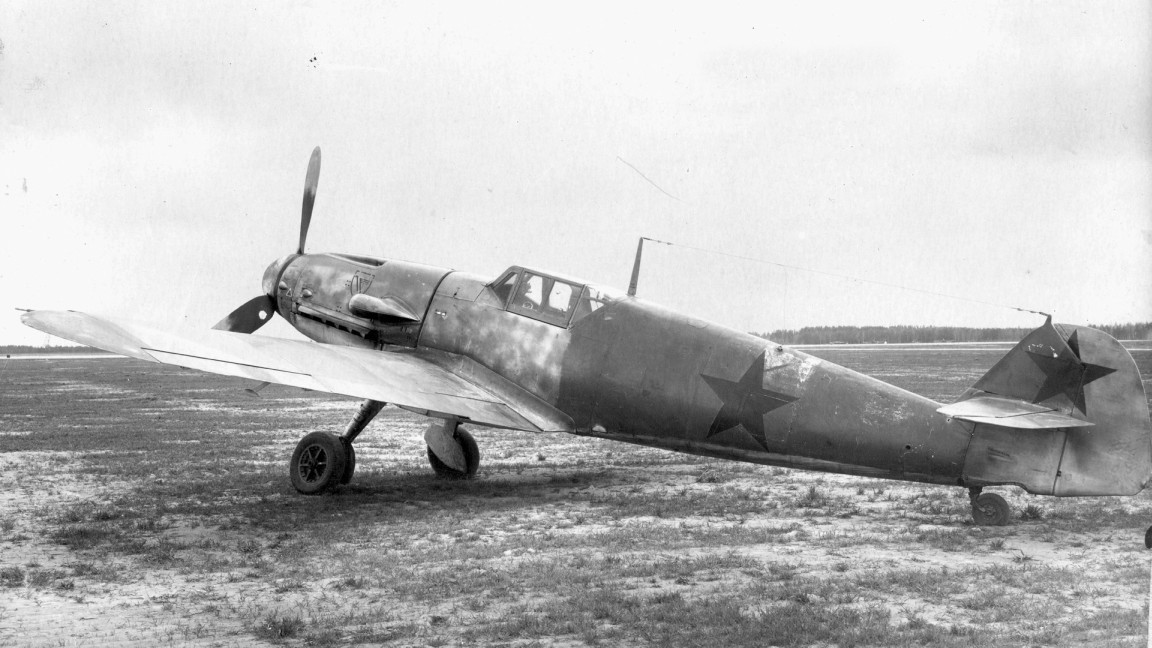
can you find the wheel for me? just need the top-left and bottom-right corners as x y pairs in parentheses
(427, 428), (480, 479)
(290, 432), (347, 494)
(339, 437), (356, 485)
(971, 492), (1010, 526)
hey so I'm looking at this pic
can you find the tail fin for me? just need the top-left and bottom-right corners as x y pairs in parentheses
(940, 318), (1151, 496)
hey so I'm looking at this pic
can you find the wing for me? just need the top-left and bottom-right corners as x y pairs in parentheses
(22, 310), (573, 433)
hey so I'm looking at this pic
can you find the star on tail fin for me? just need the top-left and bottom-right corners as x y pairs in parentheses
(942, 319), (1151, 497)
(965, 317), (1115, 418)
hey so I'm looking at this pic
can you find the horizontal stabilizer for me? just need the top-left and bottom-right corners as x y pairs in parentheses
(937, 396), (1094, 430)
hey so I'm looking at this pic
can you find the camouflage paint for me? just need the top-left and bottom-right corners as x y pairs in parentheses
(421, 267), (973, 487)
(270, 253), (1148, 494)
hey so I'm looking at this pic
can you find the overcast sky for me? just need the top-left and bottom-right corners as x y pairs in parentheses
(2, 1), (1149, 345)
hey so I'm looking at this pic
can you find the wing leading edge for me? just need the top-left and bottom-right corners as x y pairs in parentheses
(21, 310), (573, 433)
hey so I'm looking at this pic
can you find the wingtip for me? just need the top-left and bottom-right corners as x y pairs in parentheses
(18, 309), (66, 328)
(19, 309), (42, 328)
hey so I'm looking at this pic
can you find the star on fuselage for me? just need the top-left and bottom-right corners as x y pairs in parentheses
(701, 351), (797, 451)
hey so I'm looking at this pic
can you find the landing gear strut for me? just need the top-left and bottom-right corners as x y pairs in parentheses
(337, 399), (385, 485)
(289, 399), (385, 494)
(968, 487), (1010, 526)
(424, 419), (480, 479)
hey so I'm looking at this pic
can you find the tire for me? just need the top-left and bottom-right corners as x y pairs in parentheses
(427, 428), (480, 479)
(290, 432), (347, 495)
(971, 492), (1010, 526)
(340, 438), (356, 485)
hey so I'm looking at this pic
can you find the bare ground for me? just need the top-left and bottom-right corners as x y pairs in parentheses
(1, 348), (1150, 647)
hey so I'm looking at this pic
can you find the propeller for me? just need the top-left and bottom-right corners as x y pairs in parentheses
(212, 295), (277, 333)
(299, 146), (321, 255)
(214, 146), (322, 334)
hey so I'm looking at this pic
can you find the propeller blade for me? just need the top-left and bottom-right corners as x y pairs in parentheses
(298, 146), (322, 254)
(212, 295), (277, 334)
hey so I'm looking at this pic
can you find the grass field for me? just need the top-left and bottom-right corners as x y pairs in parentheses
(1, 345), (1150, 647)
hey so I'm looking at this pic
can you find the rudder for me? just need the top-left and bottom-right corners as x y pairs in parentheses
(942, 319), (1151, 496)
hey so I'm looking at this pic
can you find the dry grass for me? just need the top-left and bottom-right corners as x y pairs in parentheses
(0, 347), (1149, 646)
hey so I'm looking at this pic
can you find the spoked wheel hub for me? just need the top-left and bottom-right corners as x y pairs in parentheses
(297, 444), (329, 483)
(290, 431), (347, 494)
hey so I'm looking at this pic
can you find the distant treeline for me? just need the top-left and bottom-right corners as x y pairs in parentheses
(755, 322), (1152, 345)
(0, 345), (109, 355)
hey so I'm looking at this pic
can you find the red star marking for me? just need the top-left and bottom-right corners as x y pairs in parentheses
(701, 352), (797, 451)
(1026, 332), (1115, 415)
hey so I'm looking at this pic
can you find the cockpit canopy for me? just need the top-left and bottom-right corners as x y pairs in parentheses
(489, 266), (621, 328)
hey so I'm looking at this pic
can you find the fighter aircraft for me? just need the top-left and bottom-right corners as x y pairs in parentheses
(22, 147), (1151, 526)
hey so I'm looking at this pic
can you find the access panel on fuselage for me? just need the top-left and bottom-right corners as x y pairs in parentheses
(282, 254), (450, 348)
(352, 258), (450, 345)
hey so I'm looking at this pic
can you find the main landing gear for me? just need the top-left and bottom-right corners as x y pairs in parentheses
(424, 418), (480, 479)
(968, 486), (1010, 526)
(288, 400), (482, 494)
(290, 431), (347, 494)
(290, 399), (385, 494)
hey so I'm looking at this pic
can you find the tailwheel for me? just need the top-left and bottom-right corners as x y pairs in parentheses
(426, 426), (480, 479)
(290, 431), (347, 494)
(970, 492), (1010, 526)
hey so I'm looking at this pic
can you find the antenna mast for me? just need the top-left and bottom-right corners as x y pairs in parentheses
(627, 236), (672, 297)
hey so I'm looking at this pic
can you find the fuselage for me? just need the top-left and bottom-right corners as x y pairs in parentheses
(271, 252), (975, 487)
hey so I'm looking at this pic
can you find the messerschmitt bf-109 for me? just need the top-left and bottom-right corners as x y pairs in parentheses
(23, 147), (1152, 526)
